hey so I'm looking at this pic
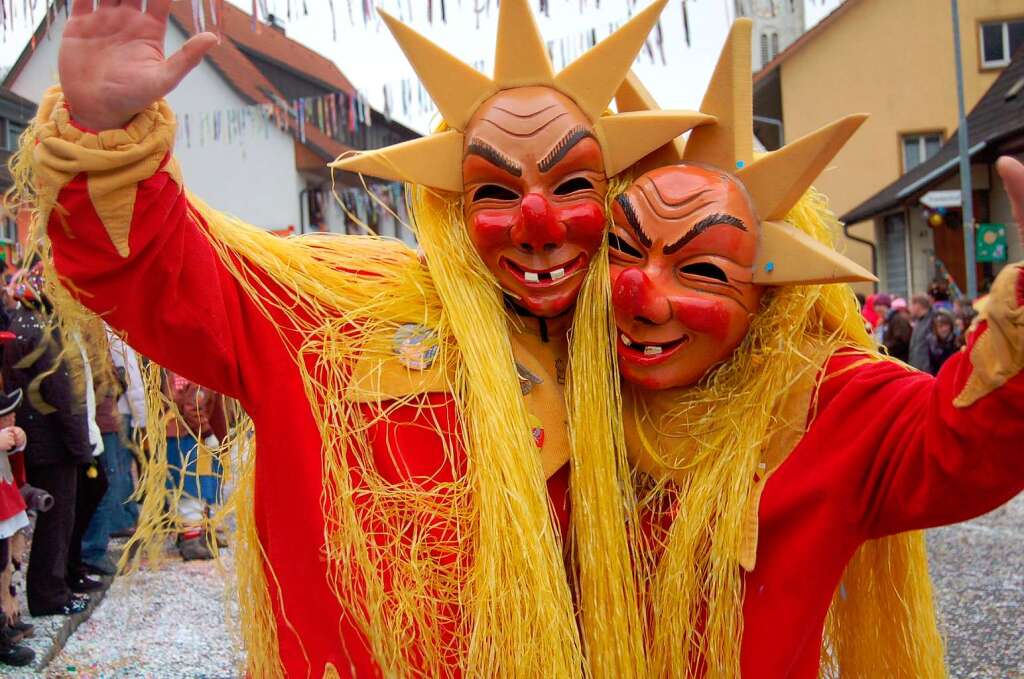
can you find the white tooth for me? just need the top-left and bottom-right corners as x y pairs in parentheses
(643, 346), (663, 357)
(550, 268), (566, 280)
(524, 272), (540, 283)
(621, 334), (632, 347)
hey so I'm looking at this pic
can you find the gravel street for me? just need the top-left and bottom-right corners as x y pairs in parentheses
(44, 550), (243, 679)
(929, 493), (1024, 679)
(0, 544), (242, 679)
(0, 495), (1019, 678)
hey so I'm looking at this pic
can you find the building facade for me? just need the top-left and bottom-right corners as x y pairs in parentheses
(844, 50), (1023, 300)
(752, 0), (1023, 294)
(3, 2), (420, 244)
(0, 88), (35, 269)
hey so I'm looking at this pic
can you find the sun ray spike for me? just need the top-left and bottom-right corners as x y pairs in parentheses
(596, 110), (711, 177)
(738, 114), (868, 221)
(753, 220), (878, 286)
(682, 18), (754, 171)
(378, 10), (496, 131)
(615, 71), (662, 114)
(555, 0), (670, 121)
(613, 71), (687, 174)
(329, 131), (466, 192)
(493, 0), (555, 88)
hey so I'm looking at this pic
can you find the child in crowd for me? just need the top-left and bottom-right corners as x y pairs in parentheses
(164, 370), (227, 561)
(928, 309), (960, 375)
(0, 388), (34, 667)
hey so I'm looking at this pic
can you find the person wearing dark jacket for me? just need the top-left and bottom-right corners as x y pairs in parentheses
(882, 304), (913, 364)
(65, 344), (108, 595)
(2, 292), (92, 617)
(927, 309), (960, 375)
(908, 294), (935, 371)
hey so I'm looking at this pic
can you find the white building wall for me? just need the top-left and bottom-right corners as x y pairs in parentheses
(8, 14), (65, 108)
(10, 14), (304, 231)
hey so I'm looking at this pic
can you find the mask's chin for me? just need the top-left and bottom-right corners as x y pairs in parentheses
(620, 361), (708, 391)
(616, 333), (712, 390)
(492, 258), (590, 319)
(505, 284), (582, 319)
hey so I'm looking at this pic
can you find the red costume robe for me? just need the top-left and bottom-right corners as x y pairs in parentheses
(629, 265), (1024, 678)
(744, 338), (1024, 677)
(33, 93), (575, 676)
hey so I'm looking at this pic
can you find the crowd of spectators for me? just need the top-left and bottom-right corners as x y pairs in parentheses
(0, 261), (232, 666)
(0, 264), (149, 666)
(860, 280), (978, 375)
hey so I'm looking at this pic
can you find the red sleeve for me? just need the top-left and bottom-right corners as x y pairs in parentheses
(11, 452), (26, 488)
(49, 156), (281, 403)
(809, 321), (1024, 540)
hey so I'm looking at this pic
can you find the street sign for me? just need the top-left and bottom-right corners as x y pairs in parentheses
(920, 190), (963, 209)
(976, 224), (1007, 263)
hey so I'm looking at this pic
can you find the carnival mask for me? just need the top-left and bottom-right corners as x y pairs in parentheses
(462, 88), (607, 317)
(607, 18), (876, 390)
(610, 165), (765, 389)
(331, 0), (712, 317)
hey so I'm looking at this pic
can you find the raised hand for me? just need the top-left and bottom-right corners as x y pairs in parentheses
(0, 429), (15, 453)
(59, 0), (218, 131)
(996, 156), (1024, 248)
(10, 427), (26, 450)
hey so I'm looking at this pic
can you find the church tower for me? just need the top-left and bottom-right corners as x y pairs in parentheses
(734, 0), (806, 71)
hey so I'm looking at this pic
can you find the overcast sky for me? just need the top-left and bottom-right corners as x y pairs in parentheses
(0, 0), (843, 133)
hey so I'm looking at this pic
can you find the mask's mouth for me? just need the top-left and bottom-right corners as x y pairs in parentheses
(500, 253), (588, 287)
(617, 331), (691, 363)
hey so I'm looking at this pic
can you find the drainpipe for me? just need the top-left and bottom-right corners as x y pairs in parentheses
(843, 220), (878, 293)
(298, 188), (309, 235)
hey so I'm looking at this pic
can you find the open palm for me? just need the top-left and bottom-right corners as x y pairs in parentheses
(59, 0), (217, 131)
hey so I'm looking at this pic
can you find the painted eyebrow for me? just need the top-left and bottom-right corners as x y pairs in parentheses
(615, 194), (653, 248)
(663, 213), (747, 255)
(465, 139), (523, 177)
(538, 125), (597, 173)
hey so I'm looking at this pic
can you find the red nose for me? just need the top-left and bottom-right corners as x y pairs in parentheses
(512, 193), (567, 254)
(612, 268), (672, 325)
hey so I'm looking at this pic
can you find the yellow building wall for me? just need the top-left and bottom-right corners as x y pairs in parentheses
(776, 0), (1021, 290)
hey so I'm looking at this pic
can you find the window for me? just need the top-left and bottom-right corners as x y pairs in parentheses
(761, 33), (769, 66)
(980, 18), (1024, 69)
(882, 213), (910, 299)
(901, 132), (942, 172)
(771, 33), (780, 59)
(0, 217), (16, 244)
(5, 121), (24, 151)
